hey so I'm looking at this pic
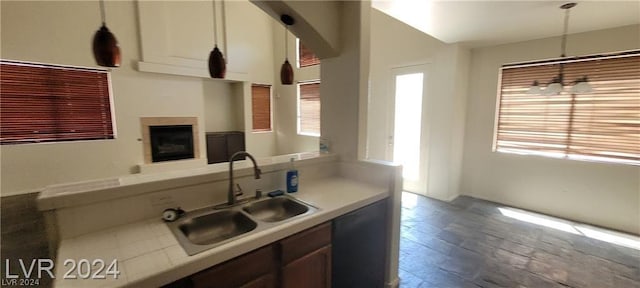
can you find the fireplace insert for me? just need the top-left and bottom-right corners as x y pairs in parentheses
(149, 125), (195, 162)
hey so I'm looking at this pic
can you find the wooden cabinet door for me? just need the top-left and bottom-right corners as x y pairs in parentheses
(226, 132), (246, 158)
(206, 133), (228, 164)
(190, 245), (276, 288)
(205, 131), (245, 164)
(282, 245), (331, 288)
(240, 273), (276, 288)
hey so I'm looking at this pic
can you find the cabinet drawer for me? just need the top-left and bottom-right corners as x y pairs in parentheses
(280, 222), (331, 265)
(191, 245), (276, 288)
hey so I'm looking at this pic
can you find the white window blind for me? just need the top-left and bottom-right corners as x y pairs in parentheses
(495, 52), (640, 165)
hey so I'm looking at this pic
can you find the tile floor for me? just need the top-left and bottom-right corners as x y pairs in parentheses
(399, 192), (640, 288)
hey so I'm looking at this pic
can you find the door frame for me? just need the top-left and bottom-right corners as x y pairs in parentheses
(387, 64), (430, 195)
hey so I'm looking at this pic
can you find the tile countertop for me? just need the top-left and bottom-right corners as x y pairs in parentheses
(53, 177), (389, 288)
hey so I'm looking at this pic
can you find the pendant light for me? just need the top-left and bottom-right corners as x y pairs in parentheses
(92, 0), (121, 67)
(280, 14), (295, 85)
(528, 3), (592, 95)
(208, 0), (226, 78)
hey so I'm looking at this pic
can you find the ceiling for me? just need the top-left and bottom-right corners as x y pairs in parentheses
(372, 1), (640, 48)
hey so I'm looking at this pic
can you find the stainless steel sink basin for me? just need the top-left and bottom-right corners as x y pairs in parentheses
(166, 195), (317, 256)
(242, 197), (309, 222)
(178, 210), (257, 245)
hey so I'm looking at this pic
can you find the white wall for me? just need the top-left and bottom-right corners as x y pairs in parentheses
(368, 9), (470, 201)
(203, 82), (242, 132)
(272, 22), (320, 155)
(461, 25), (640, 234)
(0, 0), (277, 195)
(320, 1), (370, 161)
(250, 0), (340, 59)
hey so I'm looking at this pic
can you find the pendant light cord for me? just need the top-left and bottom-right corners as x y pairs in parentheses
(284, 26), (289, 60)
(99, 0), (106, 25)
(561, 7), (570, 57)
(557, 5), (573, 84)
(212, 0), (219, 45)
(221, 0), (228, 62)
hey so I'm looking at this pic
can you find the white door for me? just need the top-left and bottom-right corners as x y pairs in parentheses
(388, 65), (428, 194)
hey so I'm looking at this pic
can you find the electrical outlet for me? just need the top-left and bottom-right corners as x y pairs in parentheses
(150, 194), (177, 209)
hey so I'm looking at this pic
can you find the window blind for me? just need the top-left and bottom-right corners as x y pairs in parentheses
(298, 41), (320, 68)
(1, 60), (114, 144)
(495, 52), (640, 165)
(251, 84), (271, 132)
(298, 81), (320, 136)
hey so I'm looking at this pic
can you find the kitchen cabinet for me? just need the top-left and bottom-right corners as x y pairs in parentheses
(280, 222), (331, 288)
(162, 222), (331, 288)
(281, 246), (331, 288)
(206, 131), (245, 164)
(135, 1), (275, 83)
(162, 199), (387, 288)
(191, 245), (276, 288)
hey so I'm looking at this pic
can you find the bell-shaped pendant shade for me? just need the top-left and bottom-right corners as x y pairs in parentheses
(527, 80), (541, 95)
(208, 45), (226, 79)
(543, 82), (563, 96)
(92, 24), (121, 67)
(571, 81), (592, 94)
(571, 76), (593, 94)
(280, 59), (293, 85)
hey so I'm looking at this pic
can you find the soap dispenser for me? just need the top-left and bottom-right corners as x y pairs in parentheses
(286, 158), (298, 193)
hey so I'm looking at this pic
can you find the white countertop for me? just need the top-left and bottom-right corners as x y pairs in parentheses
(53, 177), (389, 288)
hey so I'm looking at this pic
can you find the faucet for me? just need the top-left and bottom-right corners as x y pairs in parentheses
(227, 151), (261, 205)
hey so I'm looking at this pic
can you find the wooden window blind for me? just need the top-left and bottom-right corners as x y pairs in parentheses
(298, 81), (320, 136)
(495, 52), (640, 165)
(251, 84), (271, 132)
(298, 41), (320, 68)
(1, 60), (114, 145)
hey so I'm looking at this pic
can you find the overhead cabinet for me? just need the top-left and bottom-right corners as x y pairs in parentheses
(135, 0), (275, 83)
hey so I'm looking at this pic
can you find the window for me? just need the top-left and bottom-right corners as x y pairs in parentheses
(251, 84), (271, 132)
(297, 39), (320, 68)
(297, 81), (320, 136)
(0, 60), (114, 144)
(495, 51), (640, 165)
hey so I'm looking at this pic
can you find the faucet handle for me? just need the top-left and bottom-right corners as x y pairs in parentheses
(234, 183), (243, 196)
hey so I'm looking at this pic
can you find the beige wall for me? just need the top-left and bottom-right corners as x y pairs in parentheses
(272, 22), (320, 155)
(461, 25), (640, 234)
(368, 9), (470, 201)
(0, 1), (278, 195)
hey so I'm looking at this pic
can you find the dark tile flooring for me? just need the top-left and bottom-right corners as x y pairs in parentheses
(399, 192), (640, 288)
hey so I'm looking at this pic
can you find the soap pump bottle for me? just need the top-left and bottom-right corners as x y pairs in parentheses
(286, 158), (298, 193)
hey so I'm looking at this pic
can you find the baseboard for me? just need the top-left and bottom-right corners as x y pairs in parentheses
(386, 276), (400, 288)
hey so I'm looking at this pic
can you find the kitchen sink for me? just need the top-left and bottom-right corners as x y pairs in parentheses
(178, 210), (257, 245)
(166, 195), (317, 256)
(242, 197), (309, 222)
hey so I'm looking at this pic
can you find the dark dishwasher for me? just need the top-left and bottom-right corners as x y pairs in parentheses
(332, 198), (388, 288)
